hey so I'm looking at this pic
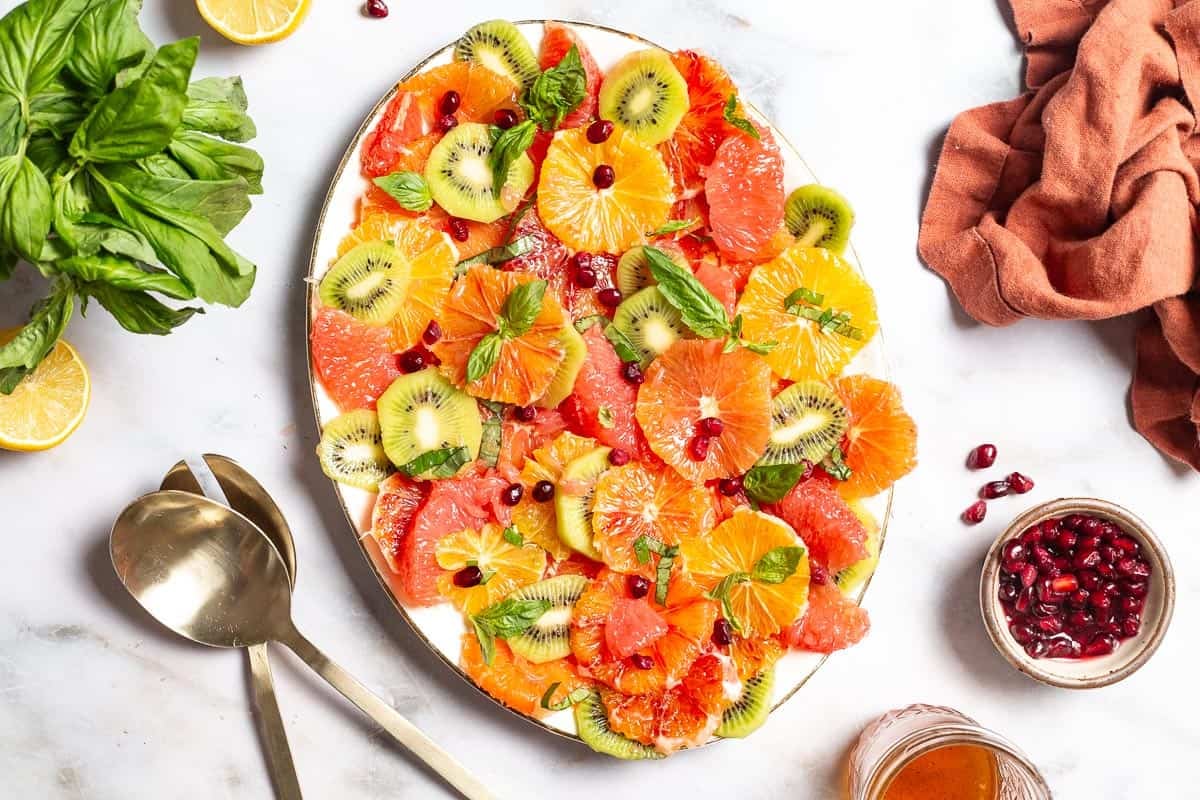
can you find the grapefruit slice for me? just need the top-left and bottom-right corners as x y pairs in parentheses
(706, 124), (785, 261)
(560, 326), (650, 458)
(784, 581), (870, 653)
(834, 374), (917, 500)
(311, 307), (399, 412)
(766, 477), (869, 573)
(539, 22), (601, 129)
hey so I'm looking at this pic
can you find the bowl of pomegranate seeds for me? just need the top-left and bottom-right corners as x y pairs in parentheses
(980, 497), (1175, 689)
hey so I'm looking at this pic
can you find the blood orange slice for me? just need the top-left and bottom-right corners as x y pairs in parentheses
(461, 634), (588, 718)
(706, 125), (785, 261)
(834, 375), (917, 500)
(370, 473), (429, 576)
(636, 339), (772, 482)
(766, 477), (869, 573)
(311, 307), (399, 412)
(661, 50), (737, 195)
(784, 581), (870, 653)
(539, 22), (601, 129)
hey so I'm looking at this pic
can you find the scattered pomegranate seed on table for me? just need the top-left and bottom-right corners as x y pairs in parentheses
(365, 0), (388, 18)
(967, 443), (997, 469)
(981, 480), (1010, 499)
(962, 500), (987, 525)
(1007, 471), (1035, 494)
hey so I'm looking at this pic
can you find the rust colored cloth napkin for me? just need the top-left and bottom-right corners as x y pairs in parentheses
(919, 0), (1200, 468)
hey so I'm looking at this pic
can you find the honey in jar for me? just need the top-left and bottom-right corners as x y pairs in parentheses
(881, 744), (997, 800)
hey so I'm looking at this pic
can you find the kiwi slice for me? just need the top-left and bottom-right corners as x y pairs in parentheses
(318, 241), (409, 325)
(610, 287), (686, 368)
(505, 574), (589, 663)
(760, 381), (849, 466)
(784, 185), (855, 254)
(836, 503), (881, 594)
(616, 245), (689, 296)
(316, 410), (392, 491)
(454, 20), (540, 90)
(575, 690), (664, 760)
(377, 369), (483, 475)
(425, 122), (535, 224)
(598, 49), (690, 146)
(536, 325), (587, 409)
(554, 446), (611, 560)
(716, 667), (775, 739)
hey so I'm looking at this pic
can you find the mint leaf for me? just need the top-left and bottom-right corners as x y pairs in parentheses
(540, 682), (592, 712)
(822, 445), (853, 481)
(502, 526), (524, 547)
(372, 170), (432, 212)
(521, 45), (586, 130)
(466, 331), (503, 383)
(743, 462), (808, 504)
(398, 445), (471, 479)
(489, 120), (536, 192)
(751, 546), (805, 584)
(500, 279), (547, 337)
(456, 234), (536, 274)
(604, 322), (642, 363)
(723, 94), (760, 140)
(647, 218), (697, 237)
(643, 246), (730, 338)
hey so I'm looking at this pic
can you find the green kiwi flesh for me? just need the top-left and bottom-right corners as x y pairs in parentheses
(454, 20), (540, 90)
(611, 286), (687, 368)
(835, 505), (881, 593)
(574, 690), (664, 760)
(554, 446), (611, 560)
(616, 244), (688, 296)
(316, 409), (392, 491)
(716, 667), (775, 739)
(425, 122), (534, 224)
(785, 185), (855, 254)
(318, 241), (408, 325)
(536, 324), (587, 409)
(598, 49), (690, 146)
(376, 369), (482, 475)
(504, 575), (589, 663)
(760, 380), (849, 465)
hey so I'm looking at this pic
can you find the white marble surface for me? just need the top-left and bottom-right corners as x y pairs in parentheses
(1, 1), (1197, 797)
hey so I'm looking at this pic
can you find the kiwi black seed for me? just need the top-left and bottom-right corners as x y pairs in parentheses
(760, 380), (849, 465)
(318, 241), (409, 325)
(376, 369), (483, 474)
(575, 689), (664, 760)
(424, 122), (534, 224)
(316, 409), (392, 491)
(610, 286), (687, 368)
(454, 20), (540, 90)
(598, 49), (690, 146)
(716, 667), (775, 739)
(784, 185), (855, 254)
(505, 575), (589, 663)
(555, 447), (612, 560)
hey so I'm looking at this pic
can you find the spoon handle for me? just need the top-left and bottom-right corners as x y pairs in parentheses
(248, 644), (304, 800)
(280, 628), (495, 800)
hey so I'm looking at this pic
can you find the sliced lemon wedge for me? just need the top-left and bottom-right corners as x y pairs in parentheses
(195, 0), (311, 45)
(0, 333), (90, 452)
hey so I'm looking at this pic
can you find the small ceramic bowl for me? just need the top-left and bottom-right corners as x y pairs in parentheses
(980, 497), (1175, 689)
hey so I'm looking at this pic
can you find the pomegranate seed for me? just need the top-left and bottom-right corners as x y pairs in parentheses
(698, 417), (724, 437)
(1047, 638), (1083, 659)
(1067, 610), (1093, 629)
(1014, 586), (1034, 613)
(1113, 536), (1140, 555)
(532, 480), (555, 502)
(810, 563), (829, 586)
(1089, 592), (1113, 612)
(1019, 525), (1043, 546)
(1036, 578), (1064, 604)
(501, 484), (523, 506)
(1119, 595), (1143, 615)
(1083, 634), (1118, 657)
(448, 217), (470, 242)
(1025, 639), (1050, 658)
(572, 252), (593, 270)
(627, 575), (650, 599)
(1099, 523), (1120, 542)
(422, 320), (442, 345)
(1120, 617), (1141, 638)
(1018, 564), (1038, 588)
(1123, 579), (1148, 599)
(365, 0), (388, 17)
(1066, 589), (1090, 609)
(1080, 518), (1103, 537)
(1116, 557), (1151, 578)
(688, 435), (711, 461)
(962, 500), (987, 524)
(717, 477), (743, 497)
(587, 119), (615, 144)
(1032, 600), (1059, 618)
(1101, 545), (1120, 565)
(1001, 540), (1026, 565)
(437, 114), (459, 134)
(630, 653), (654, 670)
(439, 90), (461, 116)
(981, 480), (1009, 499)
(621, 361), (644, 385)
(1009, 622), (1036, 644)
(1042, 519), (1061, 538)
(597, 287), (622, 307)
(494, 108), (518, 129)
(511, 405), (535, 423)
(1063, 514), (1086, 531)
(397, 349), (425, 373)
(1096, 562), (1116, 578)
(1051, 574), (1079, 594)
(608, 448), (631, 466)
(711, 618), (733, 647)
(998, 582), (1019, 603)
(592, 164), (616, 189)
(1056, 530), (1078, 552)
(1007, 472), (1034, 494)
(1073, 549), (1101, 570)
(453, 566), (482, 588)
(574, 266), (597, 289)
(967, 443), (997, 469)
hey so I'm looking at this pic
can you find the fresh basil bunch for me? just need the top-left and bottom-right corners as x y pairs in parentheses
(0, 0), (264, 393)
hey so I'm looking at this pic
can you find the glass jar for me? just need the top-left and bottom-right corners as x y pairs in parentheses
(848, 704), (1052, 800)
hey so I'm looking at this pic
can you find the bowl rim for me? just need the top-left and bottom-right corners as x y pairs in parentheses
(979, 496), (1176, 689)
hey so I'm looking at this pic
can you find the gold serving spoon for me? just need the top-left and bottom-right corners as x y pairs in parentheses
(160, 456), (302, 800)
(110, 490), (494, 800)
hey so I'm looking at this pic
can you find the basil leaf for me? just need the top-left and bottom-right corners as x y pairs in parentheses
(70, 37), (197, 163)
(502, 526), (524, 547)
(0, 0), (96, 101)
(0, 93), (24, 157)
(455, 234), (536, 273)
(28, 83), (88, 136)
(0, 277), (73, 379)
(540, 682), (591, 712)
(98, 162), (251, 236)
(655, 546), (678, 605)
(503, 190), (537, 244)
(137, 152), (191, 180)
(633, 535), (668, 564)
(66, 0), (151, 95)
(0, 154), (52, 261)
(489, 120), (535, 191)
(742, 462), (808, 504)
(643, 246), (730, 338)
(751, 546), (805, 585)
(647, 218), (697, 237)
(471, 618), (497, 666)
(723, 94), (759, 140)
(372, 170), (431, 212)
(472, 598), (552, 639)
(52, 252), (191, 299)
(81, 281), (200, 335)
(25, 132), (68, 174)
(398, 445), (471, 479)
(182, 76), (256, 142)
(478, 399), (503, 468)
(822, 445), (853, 481)
(603, 323), (641, 363)
(705, 572), (749, 634)
(466, 332), (502, 383)
(521, 45), (585, 130)
(784, 287), (824, 311)
(168, 130), (263, 193)
(499, 279), (546, 337)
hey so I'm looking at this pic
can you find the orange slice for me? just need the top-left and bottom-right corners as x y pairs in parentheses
(537, 127), (674, 254)
(834, 374), (917, 500)
(461, 634), (588, 718)
(635, 339), (772, 482)
(387, 221), (458, 351)
(511, 431), (599, 561)
(435, 523), (546, 614)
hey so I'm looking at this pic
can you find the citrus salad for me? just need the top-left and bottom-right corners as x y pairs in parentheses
(310, 20), (917, 759)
